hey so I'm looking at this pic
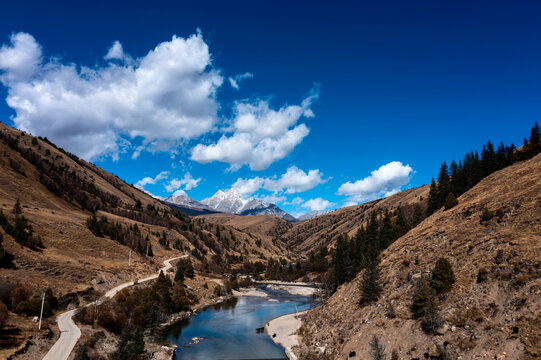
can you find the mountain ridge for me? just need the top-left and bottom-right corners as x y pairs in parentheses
(165, 188), (298, 222)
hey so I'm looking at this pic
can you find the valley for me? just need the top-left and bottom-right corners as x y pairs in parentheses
(0, 121), (540, 360)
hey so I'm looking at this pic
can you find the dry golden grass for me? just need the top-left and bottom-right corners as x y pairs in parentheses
(300, 154), (541, 359)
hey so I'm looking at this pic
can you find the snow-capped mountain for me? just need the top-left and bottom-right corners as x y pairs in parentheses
(297, 209), (332, 221)
(164, 189), (297, 221)
(200, 189), (246, 213)
(164, 193), (211, 210)
(164, 193), (219, 216)
(201, 189), (297, 221)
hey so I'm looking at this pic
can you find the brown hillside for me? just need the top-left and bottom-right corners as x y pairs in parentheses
(298, 153), (541, 359)
(0, 122), (286, 298)
(283, 185), (429, 254)
(196, 213), (293, 239)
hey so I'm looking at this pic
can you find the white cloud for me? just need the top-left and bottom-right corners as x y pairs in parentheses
(231, 177), (265, 197)
(302, 198), (334, 211)
(104, 41), (129, 62)
(230, 165), (325, 200)
(264, 166), (326, 193)
(165, 172), (201, 192)
(0, 32), (42, 83)
(284, 196), (304, 206)
(135, 171), (169, 190)
(0, 31), (223, 161)
(260, 195), (287, 204)
(337, 161), (414, 203)
(228, 72), (253, 89)
(190, 88), (319, 170)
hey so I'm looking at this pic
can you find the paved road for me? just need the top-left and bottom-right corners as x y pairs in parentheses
(43, 255), (187, 360)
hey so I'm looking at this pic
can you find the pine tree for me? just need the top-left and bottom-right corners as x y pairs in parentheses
(378, 210), (395, 248)
(332, 234), (351, 286)
(111, 332), (131, 360)
(358, 259), (382, 306)
(126, 327), (149, 359)
(436, 162), (450, 206)
(427, 178), (439, 215)
(431, 257), (455, 294)
(12, 198), (22, 215)
(393, 207), (409, 238)
(411, 204), (425, 226)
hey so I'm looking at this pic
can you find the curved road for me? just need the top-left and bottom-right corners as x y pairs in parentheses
(43, 255), (187, 360)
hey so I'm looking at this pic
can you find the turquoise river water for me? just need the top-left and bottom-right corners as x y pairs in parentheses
(165, 287), (312, 360)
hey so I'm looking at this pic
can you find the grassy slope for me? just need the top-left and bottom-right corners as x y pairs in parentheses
(298, 153), (541, 359)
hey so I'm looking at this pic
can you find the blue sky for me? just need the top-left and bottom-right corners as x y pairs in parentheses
(0, 0), (540, 217)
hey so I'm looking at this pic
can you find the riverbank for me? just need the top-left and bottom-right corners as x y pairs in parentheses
(233, 282), (318, 298)
(265, 310), (307, 360)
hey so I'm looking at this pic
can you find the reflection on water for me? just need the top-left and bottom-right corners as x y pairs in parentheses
(165, 287), (311, 360)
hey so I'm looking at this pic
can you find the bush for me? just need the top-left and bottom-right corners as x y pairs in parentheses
(477, 268), (488, 283)
(515, 275), (528, 286)
(10, 286), (31, 309)
(431, 258), (455, 294)
(74, 346), (90, 360)
(369, 335), (386, 360)
(480, 207), (494, 223)
(444, 193), (458, 210)
(386, 301), (397, 318)
(15, 298), (52, 317)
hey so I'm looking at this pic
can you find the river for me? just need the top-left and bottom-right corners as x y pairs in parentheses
(164, 286), (313, 360)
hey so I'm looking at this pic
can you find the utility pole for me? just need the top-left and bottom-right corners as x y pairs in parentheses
(38, 292), (45, 330)
(129, 249), (132, 266)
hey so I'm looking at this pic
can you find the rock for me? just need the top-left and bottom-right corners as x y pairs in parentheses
(435, 323), (449, 335)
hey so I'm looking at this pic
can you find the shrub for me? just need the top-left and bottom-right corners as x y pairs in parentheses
(476, 268), (488, 283)
(386, 301), (397, 318)
(515, 275), (528, 286)
(444, 193), (458, 210)
(480, 207), (494, 223)
(369, 335), (386, 360)
(74, 346), (90, 360)
(16, 298), (52, 317)
(10, 286), (31, 309)
(494, 250), (505, 264)
(431, 258), (455, 294)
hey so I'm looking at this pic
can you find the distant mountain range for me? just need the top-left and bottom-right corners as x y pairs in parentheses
(297, 209), (333, 221)
(165, 189), (298, 222)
